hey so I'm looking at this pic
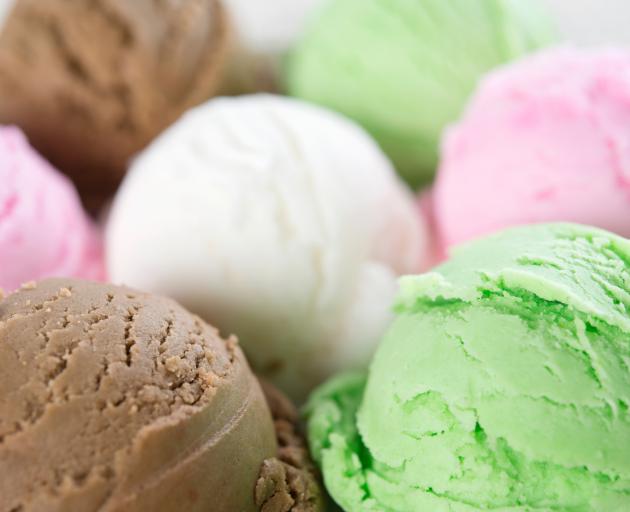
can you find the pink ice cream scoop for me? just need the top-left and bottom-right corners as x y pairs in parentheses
(0, 126), (104, 291)
(434, 47), (630, 253)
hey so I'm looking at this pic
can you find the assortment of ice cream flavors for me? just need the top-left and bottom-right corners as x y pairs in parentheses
(1, 1), (630, 511)
(286, 0), (556, 187)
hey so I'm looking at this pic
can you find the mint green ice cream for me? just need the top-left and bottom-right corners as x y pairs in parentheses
(286, 0), (555, 187)
(306, 224), (630, 511)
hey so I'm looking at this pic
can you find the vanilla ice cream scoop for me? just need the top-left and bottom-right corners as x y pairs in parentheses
(106, 95), (426, 400)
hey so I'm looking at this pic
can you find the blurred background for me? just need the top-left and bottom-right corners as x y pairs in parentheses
(544, 0), (630, 45)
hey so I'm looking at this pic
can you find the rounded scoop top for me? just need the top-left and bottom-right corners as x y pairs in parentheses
(287, 0), (555, 187)
(307, 223), (630, 511)
(435, 47), (630, 251)
(0, 278), (277, 511)
(106, 94), (426, 401)
(0, 0), (229, 209)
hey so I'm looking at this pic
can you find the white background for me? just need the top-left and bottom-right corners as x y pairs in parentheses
(544, 0), (630, 46)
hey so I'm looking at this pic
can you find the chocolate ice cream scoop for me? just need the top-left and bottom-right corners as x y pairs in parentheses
(0, 0), (229, 211)
(0, 279), (282, 511)
(257, 380), (324, 512)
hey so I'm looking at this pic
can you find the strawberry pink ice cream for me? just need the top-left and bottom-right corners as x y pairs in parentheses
(434, 47), (630, 253)
(0, 127), (104, 291)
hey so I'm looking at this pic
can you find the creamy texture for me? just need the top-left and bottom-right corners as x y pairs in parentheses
(0, 0), (228, 210)
(0, 278), (279, 512)
(286, 0), (555, 187)
(435, 47), (630, 253)
(306, 224), (630, 511)
(106, 94), (426, 401)
(0, 277), (323, 512)
(0, 127), (104, 292)
(0, 279), (323, 512)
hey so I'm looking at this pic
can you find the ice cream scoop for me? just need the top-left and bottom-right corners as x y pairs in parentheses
(306, 223), (630, 511)
(106, 94), (427, 401)
(0, 278), (322, 512)
(286, 0), (555, 188)
(0, 0), (229, 211)
(0, 126), (104, 292)
(434, 47), (630, 255)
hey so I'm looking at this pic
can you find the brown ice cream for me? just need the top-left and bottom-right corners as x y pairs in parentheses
(0, 278), (278, 511)
(0, 0), (229, 211)
(218, 43), (281, 96)
(257, 380), (324, 512)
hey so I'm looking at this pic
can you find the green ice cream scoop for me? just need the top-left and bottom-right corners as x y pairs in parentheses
(286, 0), (555, 188)
(306, 224), (630, 511)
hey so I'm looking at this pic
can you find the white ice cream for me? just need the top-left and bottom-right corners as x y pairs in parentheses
(106, 95), (426, 400)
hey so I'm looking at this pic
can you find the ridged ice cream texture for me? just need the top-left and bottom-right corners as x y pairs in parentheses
(106, 94), (426, 401)
(0, 278), (278, 512)
(306, 223), (630, 511)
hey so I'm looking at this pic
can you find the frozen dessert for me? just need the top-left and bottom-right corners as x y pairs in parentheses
(256, 379), (323, 511)
(0, 0), (229, 211)
(220, 0), (322, 94)
(0, 126), (104, 292)
(286, 0), (555, 188)
(434, 47), (630, 254)
(106, 94), (427, 401)
(0, 278), (323, 512)
(306, 223), (630, 511)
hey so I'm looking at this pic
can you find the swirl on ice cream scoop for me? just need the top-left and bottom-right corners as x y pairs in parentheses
(306, 223), (630, 511)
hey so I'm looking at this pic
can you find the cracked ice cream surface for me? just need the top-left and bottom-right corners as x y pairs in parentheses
(0, 278), (278, 512)
(306, 223), (630, 511)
